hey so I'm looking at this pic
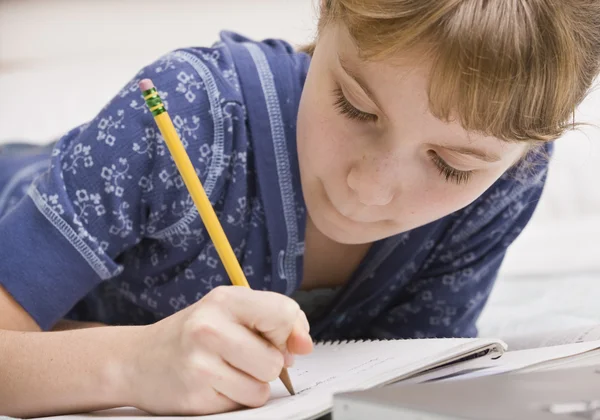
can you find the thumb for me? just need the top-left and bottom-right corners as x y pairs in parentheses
(287, 312), (314, 356)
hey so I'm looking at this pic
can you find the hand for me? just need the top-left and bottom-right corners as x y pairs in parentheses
(123, 286), (313, 415)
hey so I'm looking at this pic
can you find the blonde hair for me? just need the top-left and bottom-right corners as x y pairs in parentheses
(301, 0), (600, 143)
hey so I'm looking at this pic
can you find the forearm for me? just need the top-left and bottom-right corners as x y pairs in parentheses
(0, 325), (143, 418)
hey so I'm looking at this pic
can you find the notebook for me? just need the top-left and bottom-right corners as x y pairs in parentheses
(332, 362), (600, 420)
(402, 338), (600, 384)
(40, 337), (506, 420)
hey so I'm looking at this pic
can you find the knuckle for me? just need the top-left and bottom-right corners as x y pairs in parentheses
(187, 318), (223, 348)
(206, 285), (231, 305)
(247, 382), (271, 407)
(189, 355), (215, 382)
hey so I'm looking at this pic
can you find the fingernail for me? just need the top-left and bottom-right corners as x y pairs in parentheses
(284, 351), (295, 368)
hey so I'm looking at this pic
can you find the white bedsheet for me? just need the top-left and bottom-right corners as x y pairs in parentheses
(477, 272), (600, 339)
(1, 0), (599, 338)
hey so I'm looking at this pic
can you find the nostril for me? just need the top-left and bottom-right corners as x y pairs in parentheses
(347, 170), (394, 206)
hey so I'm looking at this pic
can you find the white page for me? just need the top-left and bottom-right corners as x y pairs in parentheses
(502, 324), (600, 351)
(434, 340), (600, 382)
(41, 338), (502, 420)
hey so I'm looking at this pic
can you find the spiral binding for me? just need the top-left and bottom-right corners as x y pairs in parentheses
(314, 336), (476, 346)
(315, 338), (392, 346)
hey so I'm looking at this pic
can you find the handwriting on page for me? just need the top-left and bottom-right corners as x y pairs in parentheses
(226, 340), (474, 419)
(296, 376), (337, 395)
(274, 355), (394, 397)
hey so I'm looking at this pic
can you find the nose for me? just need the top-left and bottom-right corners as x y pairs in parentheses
(347, 159), (395, 206)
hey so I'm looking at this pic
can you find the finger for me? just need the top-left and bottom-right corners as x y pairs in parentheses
(205, 286), (310, 351)
(283, 350), (295, 367)
(217, 322), (285, 383)
(211, 359), (271, 408)
(287, 315), (314, 355)
(288, 332), (314, 355)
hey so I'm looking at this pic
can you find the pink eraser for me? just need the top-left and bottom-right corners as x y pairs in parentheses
(139, 79), (155, 91)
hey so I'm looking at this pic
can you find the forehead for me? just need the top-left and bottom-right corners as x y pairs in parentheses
(331, 25), (434, 114)
(332, 22), (430, 74)
(326, 24), (526, 161)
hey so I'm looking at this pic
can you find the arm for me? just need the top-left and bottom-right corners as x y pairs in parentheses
(0, 44), (309, 417)
(0, 284), (312, 418)
(0, 285), (136, 417)
(0, 49), (220, 415)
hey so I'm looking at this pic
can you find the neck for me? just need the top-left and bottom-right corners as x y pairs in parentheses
(300, 215), (372, 291)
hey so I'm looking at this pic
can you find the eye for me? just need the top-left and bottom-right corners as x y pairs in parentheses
(429, 151), (473, 185)
(332, 86), (377, 123)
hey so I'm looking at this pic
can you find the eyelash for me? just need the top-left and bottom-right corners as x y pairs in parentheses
(332, 87), (378, 123)
(332, 86), (472, 185)
(429, 152), (473, 185)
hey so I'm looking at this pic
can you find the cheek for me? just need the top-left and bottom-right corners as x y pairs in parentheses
(297, 101), (329, 175)
(297, 85), (353, 173)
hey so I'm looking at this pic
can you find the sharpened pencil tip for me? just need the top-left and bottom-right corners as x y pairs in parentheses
(279, 368), (295, 396)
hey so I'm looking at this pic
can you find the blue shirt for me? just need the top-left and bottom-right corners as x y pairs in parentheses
(0, 31), (550, 341)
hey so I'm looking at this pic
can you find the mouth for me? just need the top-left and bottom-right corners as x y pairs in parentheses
(337, 207), (382, 224)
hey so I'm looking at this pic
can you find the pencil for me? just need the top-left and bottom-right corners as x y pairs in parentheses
(138, 79), (295, 396)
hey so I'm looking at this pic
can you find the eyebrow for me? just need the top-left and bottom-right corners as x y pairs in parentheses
(338, 54), (501, 163)
(442, 145), (501, 163)
(337, 53), (384, 111)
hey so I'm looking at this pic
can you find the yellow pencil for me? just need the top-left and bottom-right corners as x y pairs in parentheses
(139, 78), (295, 396)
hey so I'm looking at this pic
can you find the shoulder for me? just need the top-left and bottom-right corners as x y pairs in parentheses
(51, 39), (255, 237)
(106, 35), (252, 124)
(216, 30), (312, 91)
(155, 30), (311, 96)
(218, 30), (310, 65)
(132, 44), (253, 235)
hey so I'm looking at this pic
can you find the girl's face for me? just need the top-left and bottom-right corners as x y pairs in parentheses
(296, 23), (527, 245)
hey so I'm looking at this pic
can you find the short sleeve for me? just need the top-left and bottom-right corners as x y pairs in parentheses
(370, 145), (552, 339)
(0, 49), (233, 330)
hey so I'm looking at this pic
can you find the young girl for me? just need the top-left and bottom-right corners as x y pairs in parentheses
(1, 0), (599, 416)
